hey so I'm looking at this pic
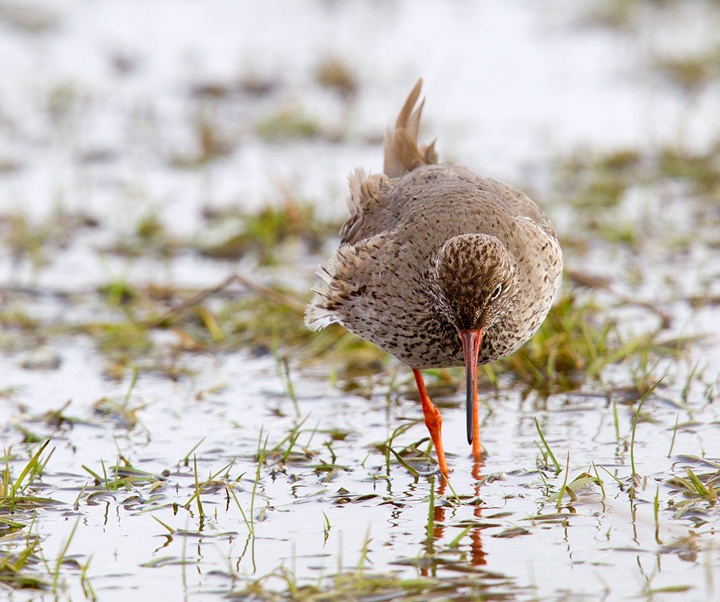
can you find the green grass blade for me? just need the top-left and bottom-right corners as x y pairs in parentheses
(556, 452), (570, 510)
(631, 377), (664, 476)
(10, 439), (50, 512)
(535, 418), (560, 472)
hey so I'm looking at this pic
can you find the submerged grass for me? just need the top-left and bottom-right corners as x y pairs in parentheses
(226, 564), (515, 601)
(0, 444), (87, 594)
(630, 377), (664, 478)
(534, 419), (560, 472)
(667, 460), (720, 519)
(0, 531), (50, 591)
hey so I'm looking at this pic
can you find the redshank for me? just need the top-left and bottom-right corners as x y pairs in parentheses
(306, 79), (562, 478)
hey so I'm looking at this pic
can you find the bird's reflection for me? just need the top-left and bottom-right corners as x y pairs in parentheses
(420, 457), (488, 575)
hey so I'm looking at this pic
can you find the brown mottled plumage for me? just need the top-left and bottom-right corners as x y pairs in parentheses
(306, 79), (562, 478)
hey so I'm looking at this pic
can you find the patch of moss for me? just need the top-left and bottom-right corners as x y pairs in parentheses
(658, 146), (720, 197)
(105, 213), (179, 259)
(655, 51), (720, 95)
(585, 177), (627, 208)
(315, 57), (358, 98)
(99, 281), (139, 307)
(94, 322), (152, 355)
(0, 310), (39, 330)
(1, 213), (50, 268)
(0, 208), (99, 270)
(256, 109), (321, 141)
(199, 198), (339, 264)
(558, 148), (643, 210)
(598, 149), (641, 172)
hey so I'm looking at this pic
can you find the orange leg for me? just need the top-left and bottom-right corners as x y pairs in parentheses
(472, 380), (482, 459)
(413, 369), (449, 479)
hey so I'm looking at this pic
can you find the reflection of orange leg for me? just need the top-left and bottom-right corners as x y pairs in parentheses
(472, 458), (483, 482)
(471, 527), (487, 566)
(433, 505), (446, 540)
(437, 478), (448, 538)
(413, 369), (449, 479)
(471, 457), (486, 565)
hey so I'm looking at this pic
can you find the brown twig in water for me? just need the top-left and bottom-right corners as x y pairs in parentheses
(146, 274), (305, 327)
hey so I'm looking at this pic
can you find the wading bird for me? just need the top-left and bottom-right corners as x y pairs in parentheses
(306, 79), (562, 478)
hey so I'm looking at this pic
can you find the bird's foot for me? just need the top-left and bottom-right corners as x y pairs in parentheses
(471, 444), (488, 461)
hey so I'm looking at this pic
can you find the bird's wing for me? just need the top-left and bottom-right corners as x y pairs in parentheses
(305, 231), (396, 331)
(513, 214), (563, 298)
(486, 178), (558, 241)
(339, 168), (394, 245)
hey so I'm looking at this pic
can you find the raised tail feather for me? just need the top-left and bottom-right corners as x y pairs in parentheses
(383, 78), (439, 178)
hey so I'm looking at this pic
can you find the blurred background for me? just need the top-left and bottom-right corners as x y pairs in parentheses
(2, 1), (720, 600)
(2, 0), (720, 286)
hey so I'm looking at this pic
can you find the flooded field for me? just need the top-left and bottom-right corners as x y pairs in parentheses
(2, 1), (720, 600)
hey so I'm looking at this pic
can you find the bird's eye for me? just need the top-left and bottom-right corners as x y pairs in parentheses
(489, 284), (503, 302)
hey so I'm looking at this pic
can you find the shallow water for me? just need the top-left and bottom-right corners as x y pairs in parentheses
(2, 337), (720, 601)
(2, 1), (720, 601)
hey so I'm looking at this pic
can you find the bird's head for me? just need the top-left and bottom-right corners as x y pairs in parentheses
(433, 233), (516, 332)
(432, 233), (517, 445)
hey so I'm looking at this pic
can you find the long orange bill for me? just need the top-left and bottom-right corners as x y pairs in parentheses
(460, 328), (483, 445)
